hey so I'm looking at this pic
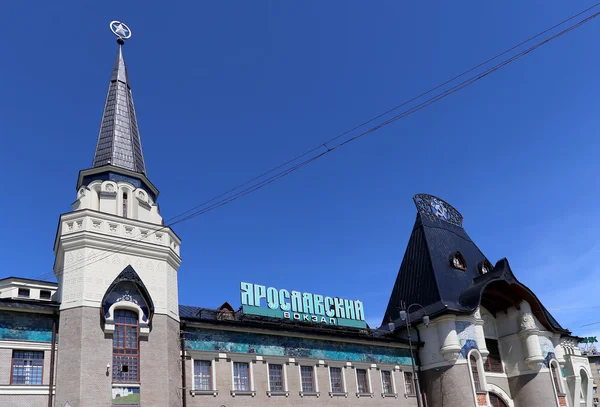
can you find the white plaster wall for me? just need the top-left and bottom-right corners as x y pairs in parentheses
(54, 209), (182, 319)
(74, 181), (162, 224)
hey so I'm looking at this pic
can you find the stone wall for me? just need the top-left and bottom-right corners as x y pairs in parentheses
(508, 371), (555, 407)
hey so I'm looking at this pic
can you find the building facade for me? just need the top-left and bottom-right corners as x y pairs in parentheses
(0, 25), (593, 407)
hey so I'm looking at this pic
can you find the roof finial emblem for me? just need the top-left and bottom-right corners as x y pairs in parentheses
(109, 21), (132, 44)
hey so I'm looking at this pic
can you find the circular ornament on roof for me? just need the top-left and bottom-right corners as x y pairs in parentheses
(110, 21), (132, 40)
(413, 193), (463, 227)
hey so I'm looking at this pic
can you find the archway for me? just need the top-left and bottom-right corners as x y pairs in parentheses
(581, 369), (590, 407)
(489, 392), (509, 407)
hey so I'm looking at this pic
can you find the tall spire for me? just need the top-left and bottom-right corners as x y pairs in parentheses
(92, 22), (146, 174)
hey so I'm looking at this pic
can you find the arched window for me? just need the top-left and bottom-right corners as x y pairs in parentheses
(122, 192), (128, 218)
(549, 360), (562, 395)
(113, 309), (139, 382)
(489, 393), (509, 407)
(470, 354), (482, 392)
(468, 350), (487, 404)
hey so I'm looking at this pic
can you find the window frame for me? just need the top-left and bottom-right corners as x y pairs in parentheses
(266, 362), (288, 396)
(17, 288), (30, 298)
(10, 350), (44, 385)
(355, 367), (372, 395)
(403, 371), (416, 395)
(232, 361), (251, 392)
(381, 369), (397, 397)
(328, 366), (346, 396)
(549, 359), (566, 396)
(192, 360), (213, 391)
(467, 349), (488, 405)
(39, 290), (52, 300)
(483, 338), (504, 373)
(299, 364), (319, 396)
(112, 309), (140, 383)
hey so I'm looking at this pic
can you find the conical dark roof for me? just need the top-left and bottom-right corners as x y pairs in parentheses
(381, 194), (567, 334)
(92, 44), (146, 174)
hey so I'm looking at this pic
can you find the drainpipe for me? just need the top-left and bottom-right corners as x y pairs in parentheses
(48, 313), (57, 407)
(180, 326), (187, 407)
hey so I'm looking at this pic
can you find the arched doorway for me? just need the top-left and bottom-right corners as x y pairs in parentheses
(489, 392), (509, 407)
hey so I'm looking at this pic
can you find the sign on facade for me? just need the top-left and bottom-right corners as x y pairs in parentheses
(240, 282), (367, 328)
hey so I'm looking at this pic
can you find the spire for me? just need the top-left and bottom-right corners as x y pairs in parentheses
(92, 22), (146, 174)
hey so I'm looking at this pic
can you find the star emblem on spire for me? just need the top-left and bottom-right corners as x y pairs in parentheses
(109, 21), (132, 40)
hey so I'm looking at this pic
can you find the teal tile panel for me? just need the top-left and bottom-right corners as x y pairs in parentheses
(0, 310), (54, 342)
(185, 327), (414, 365)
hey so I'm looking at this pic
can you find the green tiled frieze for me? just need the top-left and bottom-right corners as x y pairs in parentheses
(0, 310), (54, 342)
(185, 327), (413, 365)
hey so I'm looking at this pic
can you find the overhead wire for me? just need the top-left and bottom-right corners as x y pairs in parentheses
(16, 4), (600, 288)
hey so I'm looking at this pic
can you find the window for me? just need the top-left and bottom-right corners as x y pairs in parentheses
(470, 355), (483, 392)
(268, 364), (284, 392)
(11, 351), (43, 385)
(122, 192), (128, 217)
(595, 361), (600, 366)
(404, 372), (415, 395)
(193, 360), (212, 391)
(594, 387), (597, 395)
(356, 368), (369, 393)
(233, 362), (250, 391)
(550, 361), (563, 395)
(112, 310), (139, 382)
(300, 366), (315, 393)
(484, 339), (503, 373)
(381, 370), (394, 394)
(18, 288), (30, 298)
(40, 290), (51, 300)
(329, 367), (344, 393)
(451, 251), (467, 271)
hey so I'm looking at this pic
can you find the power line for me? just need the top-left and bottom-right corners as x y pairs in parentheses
(18, 4), (600, 288)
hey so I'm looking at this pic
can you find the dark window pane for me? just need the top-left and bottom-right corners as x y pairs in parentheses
(269, 364), (283, 392)
(194, 360), (212, 391)
(300, 366), (314, 393)
(381, 371), (393, 394)
(356, 369), (369, 393)
(330, 367), (343, 393)
(11, 350), (44, 385)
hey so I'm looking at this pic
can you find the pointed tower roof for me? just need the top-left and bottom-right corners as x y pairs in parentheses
(92, 40), (146, 174)
(381, 194), (567, 334)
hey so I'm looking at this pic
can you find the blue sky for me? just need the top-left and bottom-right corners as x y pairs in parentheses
(1, 1), (600, 338)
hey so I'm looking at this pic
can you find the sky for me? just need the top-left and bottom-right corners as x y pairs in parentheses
(1, 1), (600, 340)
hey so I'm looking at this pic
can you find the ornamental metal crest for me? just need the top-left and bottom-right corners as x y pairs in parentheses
(110, 21), (132, 40)
(413, 193), (463, 227)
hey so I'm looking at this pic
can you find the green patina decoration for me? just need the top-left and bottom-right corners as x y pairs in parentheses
(185, 327), (413, 365)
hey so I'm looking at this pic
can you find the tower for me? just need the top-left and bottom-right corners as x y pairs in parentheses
(53, 22), (182, 407)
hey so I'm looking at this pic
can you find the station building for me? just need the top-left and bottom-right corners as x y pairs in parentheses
(0, 28), (593, 407)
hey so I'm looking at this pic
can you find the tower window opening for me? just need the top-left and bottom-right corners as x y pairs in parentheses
(112, 309), (139, 382)
(122, 192), (128, 218)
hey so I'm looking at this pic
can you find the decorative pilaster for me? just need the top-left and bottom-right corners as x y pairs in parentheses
(436, 316), (461, 362)
(518, 301), (545, 370)
(473, 308), (489, 360)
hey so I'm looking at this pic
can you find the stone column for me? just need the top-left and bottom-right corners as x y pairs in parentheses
(473, 308), (489, 360)
(436, 315), (461, 362)
(517, 301), (545, 371)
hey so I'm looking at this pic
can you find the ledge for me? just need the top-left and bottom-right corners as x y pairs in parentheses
(266, 391), (289, 397)
(329, 391), (348, 398)
(381, 392), (398, 398)
(299, 391), (320, 397)
(356, 392), (374, 398)
(230, 390), (256, 397)
(0, 385), (55, 395)
(190, 389), (218, 397)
